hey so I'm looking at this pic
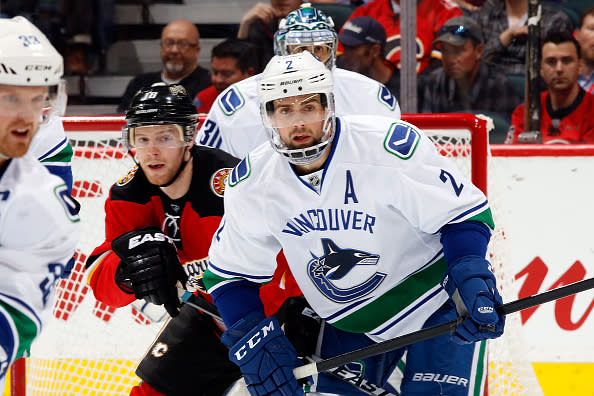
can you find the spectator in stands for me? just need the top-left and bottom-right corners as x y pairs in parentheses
(471, 0), (573, 76)
(118, 20), (210, 113)
(420, 16), (521, 119)
(505, 31), (594, 144)
(337, 0), (464, 74)
(194, 40), (260, 114)
(337, 16), (400, 100)
(576, 6), (594, 94)
(237, 0), (302, 66)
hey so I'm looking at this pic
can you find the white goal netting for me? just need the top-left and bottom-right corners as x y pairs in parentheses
(9, 114), (542, 395)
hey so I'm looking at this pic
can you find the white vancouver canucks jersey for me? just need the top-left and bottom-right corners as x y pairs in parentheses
(207, 116), (493, 342)
(0, 155), (80, 377)
(29, 115), (71, 168)
(196, 68), (401, 159)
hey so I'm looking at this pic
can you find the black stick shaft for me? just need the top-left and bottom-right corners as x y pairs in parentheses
(297, 277), (594, 378)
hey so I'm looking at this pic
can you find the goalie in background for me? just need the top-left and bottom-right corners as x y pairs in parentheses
(84, 83), (243, 396)
(203, 51), (505, 396)
(0, 16), (80, 387)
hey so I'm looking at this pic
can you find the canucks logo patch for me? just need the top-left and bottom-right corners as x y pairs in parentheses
(218, 86), (245, 116)
(307, 239), (386, 303)
(377, 85), (396, 111)
(117, 165), (138, 186)
(383, 121), (420, 159)
(229, 156), (251, 187)
(210, 167), (232, 197)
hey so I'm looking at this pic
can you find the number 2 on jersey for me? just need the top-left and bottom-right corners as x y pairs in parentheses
(439, 169), (464, 196)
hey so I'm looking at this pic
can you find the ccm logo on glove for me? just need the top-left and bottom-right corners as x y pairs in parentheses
(233, 319), (276, 361)
(128, 232), (173, 249)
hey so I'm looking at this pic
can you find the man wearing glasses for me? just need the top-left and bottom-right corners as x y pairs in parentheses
(118, 20), (211, 113)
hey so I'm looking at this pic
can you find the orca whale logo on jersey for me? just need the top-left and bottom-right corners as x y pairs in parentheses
(218, 86), (245, 116)
(377, 85), (396, 110)
(307, 238), (386, 303)
(383, 121), (420, 160)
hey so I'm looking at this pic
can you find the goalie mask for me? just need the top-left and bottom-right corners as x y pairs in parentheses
(259, 51), (335, 165)
(124, 83), (198, 149)
(274, 3), (338, 68)
(0, 16), (65, 119)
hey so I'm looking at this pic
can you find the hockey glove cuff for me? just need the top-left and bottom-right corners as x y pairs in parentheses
(442, 255), (505, 344)
(222, 312), (306, 396)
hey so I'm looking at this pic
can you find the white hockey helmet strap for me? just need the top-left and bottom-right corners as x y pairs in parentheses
(258, 51), (336, 165)
(0, 16), (64, 87)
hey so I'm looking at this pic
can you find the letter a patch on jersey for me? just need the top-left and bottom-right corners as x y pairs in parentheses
(218, 87), (245, 116)
(383, 121), (420, 160)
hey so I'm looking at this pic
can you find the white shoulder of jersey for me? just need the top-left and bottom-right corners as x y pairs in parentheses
(199, 74), (260, 126)
(333, 68), (401, 119)
(196, 74), (264, 157)
(0, 154), (80, 256)
(28, 115), (69, 161)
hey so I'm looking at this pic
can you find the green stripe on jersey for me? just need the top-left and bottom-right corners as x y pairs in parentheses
(202, 270), (227, 291)
(332, 258), (447, 333)
(468, 208), (494, 230)
(473, 340), (487, 396)
(40, 143), (73, 164)
(0, 300), (39, 359)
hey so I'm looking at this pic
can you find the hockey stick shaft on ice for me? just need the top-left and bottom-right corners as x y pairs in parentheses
(293, 276), (594, 379)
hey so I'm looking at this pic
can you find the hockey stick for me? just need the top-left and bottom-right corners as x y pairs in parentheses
(518, 0), (542, 143)
(180, 290), (223, 321)
(293, 277), (594, 379)
(181, 291), (398, 396)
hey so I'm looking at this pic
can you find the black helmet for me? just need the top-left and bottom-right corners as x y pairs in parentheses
(124, 83), (197, 148)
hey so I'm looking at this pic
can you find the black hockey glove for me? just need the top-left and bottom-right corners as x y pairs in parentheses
(111, 226), (185, 317)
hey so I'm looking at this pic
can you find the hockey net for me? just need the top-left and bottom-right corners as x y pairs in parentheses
(9, 114), (540, 395)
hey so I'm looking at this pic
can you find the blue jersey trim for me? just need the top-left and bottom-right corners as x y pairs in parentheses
(369, 287), (443, 336)
(208, 261), (273, 282)
(325, 296), (373, 322)
(37, 137), (68, 161)
(291, 117), (342, 194)
(0, 306), (17, 377)
(0, 292), (42, 330)
(449, 200), (489, 223)
(325, 249), (443, 324)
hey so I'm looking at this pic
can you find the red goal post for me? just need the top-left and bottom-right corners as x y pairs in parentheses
(8, 113), (497, 396)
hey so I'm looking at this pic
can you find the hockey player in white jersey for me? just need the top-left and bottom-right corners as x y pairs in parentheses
(203, 51), (505, 396)
(0, 16), (80, 384)
(29, 104), (74, 192)
(196, 3), (400, 159)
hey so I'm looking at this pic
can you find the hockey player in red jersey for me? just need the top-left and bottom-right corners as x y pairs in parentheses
(85, 83), (244, 396)
(338, 0), (463, 73)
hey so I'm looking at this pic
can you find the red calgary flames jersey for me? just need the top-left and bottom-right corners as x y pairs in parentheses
(506, 90), (594, 144)
(338, 0), (462, 73)
(85, 146), (300, 315)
